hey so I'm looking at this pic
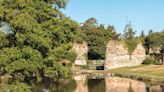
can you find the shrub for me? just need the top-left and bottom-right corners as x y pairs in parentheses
(124, 39), (139, 55)
(80, 65), (90, 70)
(63, 51), (77, 63)
(142, 57), (160, 65)
(74, 38), (84, 44)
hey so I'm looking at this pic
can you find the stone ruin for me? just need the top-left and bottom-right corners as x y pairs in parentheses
(72, 42), (88, 65)
(72, 40), (146, 69)
(105, 40), (146, 69)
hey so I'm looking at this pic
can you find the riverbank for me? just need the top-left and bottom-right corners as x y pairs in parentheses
(106, 65), (164, 83)
(72, 65), (164, 83)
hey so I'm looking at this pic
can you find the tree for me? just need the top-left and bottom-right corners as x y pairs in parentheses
(83, 17), (97, 27)
(139, 30), (145, 42)
(148, 29), (153, 35)
(123, 21), (135, 40)
(0, 31), (9, 49)
(43, 0), (68, 8)
(140, 30), (145, 38)
(106, 25), (120, 40)
(82, 23), (105, 59)
(144, 36), (151, 54)
(0, 0), (79, 87)
(81, 18), (117, 59)
(144, 31), (164, 54)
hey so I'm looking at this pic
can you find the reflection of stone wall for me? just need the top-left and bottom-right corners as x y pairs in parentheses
(72, 42), (88, 65)
(147, 85), (164, 92)
(105, 77), (146, 92)
(73, 75), (88, 92)
(105, 40), (146, 69)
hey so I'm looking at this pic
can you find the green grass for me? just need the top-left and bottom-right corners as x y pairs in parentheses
(106, 65), (164, 82)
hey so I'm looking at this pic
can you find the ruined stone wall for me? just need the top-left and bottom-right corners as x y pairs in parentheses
(72, 42), (88, 65)
(105, 40), (145, 69)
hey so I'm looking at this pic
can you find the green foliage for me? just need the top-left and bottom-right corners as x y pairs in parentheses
(9, 82), (31, 92)
(80, 65), (90, 70)
(44, 0), (68, 9)
(0, 31), (9, 48)
(123, 21), (136, 40)
(0, 0), (79, 91)
(0, 47), (44, 81)
(1, 81), (31, 92)
(148, 31), (164, 48)
(142, 57), (160, 65)
(81, 18), (118, 60)
(74, 37), (84, 44)
(63, 51), (77, 63)
(124, 39), (139, 55)
(47, 43), (76, 62)
(122, 22), (139, 55)
(144, 31), (164, 54)
(143, 36), (152, 54)
(44, 62), (70, 81)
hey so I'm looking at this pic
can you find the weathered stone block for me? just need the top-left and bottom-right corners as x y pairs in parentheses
(72, 42), (88, 65)
(105, 40), (145, 69)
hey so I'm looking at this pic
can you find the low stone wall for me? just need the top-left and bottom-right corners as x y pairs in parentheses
(105, 40), (145, 69)
(72, 42), (88, 65)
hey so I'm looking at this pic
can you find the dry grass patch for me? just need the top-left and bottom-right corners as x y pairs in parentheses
(107, 65), (164, 81)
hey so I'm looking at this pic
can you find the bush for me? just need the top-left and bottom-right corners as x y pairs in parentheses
(124, 39), (139, 55)
(74, 38), (84, 44)
(63, 51), (77, 63)
(142, 57), (160, 65)
(80, 65), (90, 70)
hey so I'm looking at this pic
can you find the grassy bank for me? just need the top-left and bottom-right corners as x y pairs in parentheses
(106, 65), (164, 82)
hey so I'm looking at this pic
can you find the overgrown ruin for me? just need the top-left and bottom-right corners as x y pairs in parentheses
(72, 42), (88, 65)
(73, 40), (146, 69)
(105, 40), (145, 69)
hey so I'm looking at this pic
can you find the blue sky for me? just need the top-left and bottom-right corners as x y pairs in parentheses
(62, 0), (164, 35)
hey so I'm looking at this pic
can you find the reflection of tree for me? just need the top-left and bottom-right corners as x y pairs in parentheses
(88, 79), (105, 92)
(33, 77), (77, 92)
(128, 82), (134, 92)
(161, 85), (164, 92)
(56, 79), (77, 92)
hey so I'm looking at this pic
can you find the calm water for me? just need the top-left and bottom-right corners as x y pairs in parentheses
(32, 75), (164, 92)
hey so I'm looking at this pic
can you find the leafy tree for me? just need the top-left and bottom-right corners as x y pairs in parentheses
(81, 18), (117, 59)
(83, 17), (97, 27)
(140, 30), (145, 38)
(0, 0), (79, 89)
(44, 0), (68, 9)
(148, 29), (153, 35)
(0, 31), (9, 48)
(123, 21), (135, 40)
(106, 25), (120, 40)
(82, 23), (105, 59)
(144, 36), (152, 54)
(122, 22), (139, 55)
(144, 31), (164, 54)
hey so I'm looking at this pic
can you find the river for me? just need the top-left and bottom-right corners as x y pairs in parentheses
(32, 75), (164, 92)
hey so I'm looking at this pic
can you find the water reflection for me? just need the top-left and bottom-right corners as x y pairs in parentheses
(88, 79), (105, 92)
(105, 77), (146, 92)
(33, 77), (77, 92)
(146, 84), (164, 92)
(73, 75), (88, 92)
(73, 76), (164, 92)
(2, 75), (164, 92)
